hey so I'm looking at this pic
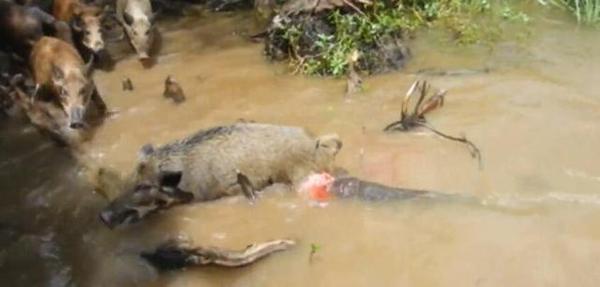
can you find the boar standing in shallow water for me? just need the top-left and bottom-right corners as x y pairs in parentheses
(116, 0), (156, 61)
(100, 123), (343, 228)
(30, 36), (107, 129)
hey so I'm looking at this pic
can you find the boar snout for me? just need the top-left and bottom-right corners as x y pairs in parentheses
(92, 40), (104, 52)
(99, 209), (116, 228)
(138, 51), (150, 60)
(68, 106), (86, 129)
(99, 207), (139, 229)
(99, 182), (193, 228)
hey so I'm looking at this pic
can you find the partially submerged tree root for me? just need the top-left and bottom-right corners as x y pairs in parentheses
(141, 238), (295, 271)
(384, 80), (482, 168)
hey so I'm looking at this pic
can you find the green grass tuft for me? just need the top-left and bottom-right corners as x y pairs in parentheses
(276, 0), (531, 76)
(543, 0), (600, 24)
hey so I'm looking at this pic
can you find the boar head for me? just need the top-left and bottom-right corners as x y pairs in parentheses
(314, 133), (343, 170)
(72, 6), (105, 53)
(122, 9), (155, 60)
(51, 58), (95, 129)
(99, 144), (193, 228)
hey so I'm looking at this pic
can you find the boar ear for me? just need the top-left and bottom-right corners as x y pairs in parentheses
(72, 3), (83, 16)
(71, 17), (83, 32)
(315, 134), (343, 155)
(138, 144), (155, 160)
(150, 10), (159, 23)
(159, 171), (182, 187)
(123, 12), (134, 26)
(102, 5), (111, 13)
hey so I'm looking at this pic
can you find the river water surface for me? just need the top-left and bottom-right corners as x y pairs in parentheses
(2, 8), (600, 287)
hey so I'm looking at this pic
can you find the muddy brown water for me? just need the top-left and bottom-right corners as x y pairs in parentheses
(2, 9), (600, 287)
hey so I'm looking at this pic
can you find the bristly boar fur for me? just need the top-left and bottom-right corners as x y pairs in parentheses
(100, 122), (342, 228)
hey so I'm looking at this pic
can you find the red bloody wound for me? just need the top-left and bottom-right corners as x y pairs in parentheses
(298, 172), (335, 202)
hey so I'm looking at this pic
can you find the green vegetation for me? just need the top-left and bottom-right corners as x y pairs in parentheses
(543, 0), (600, 24)
(272, 0), (530, 76)
(309, 243), (321, 262)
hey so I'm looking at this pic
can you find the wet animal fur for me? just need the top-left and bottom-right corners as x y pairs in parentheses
(53, 0), (106, 53)
(29, 36), (106, 128)
(101, 123), (342, 227)
(8, 76), (86, 145)
(136, 123), (342, 201)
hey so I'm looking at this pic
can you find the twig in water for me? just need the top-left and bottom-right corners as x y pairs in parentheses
(416, 122), (482, 168)
(384, 80), (482, 168)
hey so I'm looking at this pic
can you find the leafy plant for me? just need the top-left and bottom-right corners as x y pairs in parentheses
(309, 243), (321, 262)
(542, 0), (600, 24)
(277, 0), (531, 76)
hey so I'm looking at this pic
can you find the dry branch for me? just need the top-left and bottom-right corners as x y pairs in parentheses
(384, 80), (482, 168)
(142, 238), (295, 270)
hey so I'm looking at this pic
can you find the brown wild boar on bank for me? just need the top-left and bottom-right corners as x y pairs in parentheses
(53, 0), (106, 54)
(30, 36), (107, 129)
(7, 75), (87, 145)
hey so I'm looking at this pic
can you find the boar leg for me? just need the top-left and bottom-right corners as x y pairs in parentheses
(90, 88), (108, 115)
(141, 238), (295, 271)
(236, 170), (257, 202)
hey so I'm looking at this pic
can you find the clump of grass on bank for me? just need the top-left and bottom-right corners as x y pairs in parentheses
(266, 0), (530, 76)
(542, 0), (600, 24)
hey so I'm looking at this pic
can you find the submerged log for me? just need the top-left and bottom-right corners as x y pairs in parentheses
(141, 238), (295, 271)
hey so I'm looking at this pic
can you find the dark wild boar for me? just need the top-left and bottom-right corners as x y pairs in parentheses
(0, 1), (44, 59)
(30, 36), (107, 129)
(100, 122), (342, 228)
(53, 0), (105, 54)
(0, 1), (73, 59)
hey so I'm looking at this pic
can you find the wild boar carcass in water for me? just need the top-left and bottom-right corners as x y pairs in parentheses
(100, 123), (343, 228)
(30, 36), (107, 129)
(116, 0), (156, 60)
(53, 0), (106, 54)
